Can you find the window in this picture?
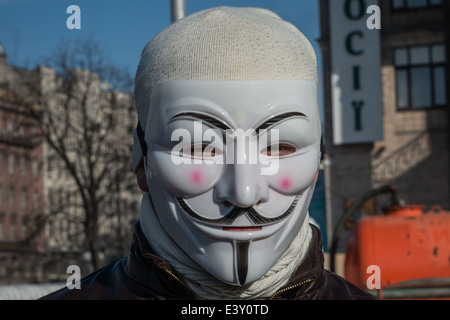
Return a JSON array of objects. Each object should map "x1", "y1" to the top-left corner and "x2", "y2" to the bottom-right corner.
[
  {"x1": 0, "y1": 215, "x2": 3, "y2": 241},
  {"x1": 394, "y1": 44, "x2": 446, "y2": 110},
  {"x1": 21, "y1": 188, "x2": 27, "y2": 209},
  {"x1": 21, "y1": 223, "x2": 27, "y2": 239},
  {"x1": 20, "y1": 156, "x2": 26, "y2": 176},
  {"x1": 8, "y1": 154, "x2": 14, "y2": 175},
  {"x1": 18, "y1": 125, "x2": 25, "y2": 137},
  {"x1": 6, "y1": 119, "x2": 13, "y2": 132},
  {"x1": 33, "y1": 190, "x2": 39, "y2": 211},
  {"x1": 392, "y1": 0, "x2": 442, "y2": 9},
  {"x1": 20, "y1": 215, "x2": 30, "y2": 239},
  {"x1": 9, "y1": 219, "x2": 15, "y2": 241},
  {"x1": 22, "y1": 215, "x2": 29, "y2": 239},
  {"x1": 32, "y1": 159, "x2": 38, "y2": 178},
  {"x1": 9, "y1": 186, "x2": 14, "y2": 208}
]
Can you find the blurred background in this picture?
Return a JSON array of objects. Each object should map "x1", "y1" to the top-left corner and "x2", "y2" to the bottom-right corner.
[{"x1": 0, "y1": 0, "x2": 448, "y2": 299}]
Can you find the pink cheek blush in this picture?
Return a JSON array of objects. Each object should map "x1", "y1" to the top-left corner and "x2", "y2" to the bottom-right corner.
[
  {"x1": 280, "y1": 177, "x2": 292, "y2": 191},
  {"x1": 190, "y1": 170, "x2": 203, "y2": 185}
]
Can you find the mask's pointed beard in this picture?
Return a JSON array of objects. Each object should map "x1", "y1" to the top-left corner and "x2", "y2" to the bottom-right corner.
[{"x1": 235, "y1": 240, "x2": 251, "y2": 286}]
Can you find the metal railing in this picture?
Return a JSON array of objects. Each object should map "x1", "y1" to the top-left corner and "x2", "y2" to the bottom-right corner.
[{"x1": 372, "y1": 131, "x2": 431, "y2": 183}]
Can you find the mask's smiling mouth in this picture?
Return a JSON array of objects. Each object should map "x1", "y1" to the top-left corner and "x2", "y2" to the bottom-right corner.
[
  {"x1": 176, "y1": 196, "x2": 299, "y2": 228},
  {"x1": 222, "y1": 226, "x2": 262, "y2": 232}
]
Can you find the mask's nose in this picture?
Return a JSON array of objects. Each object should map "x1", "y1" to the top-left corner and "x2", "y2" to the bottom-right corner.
[{"x1": 214, "y1": 162, "x2": 269, "y2": 208}]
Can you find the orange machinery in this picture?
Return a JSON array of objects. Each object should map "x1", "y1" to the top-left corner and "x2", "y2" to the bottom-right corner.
[{"x1": 330, "y1": 185, "x2": 450, "y2": 299}]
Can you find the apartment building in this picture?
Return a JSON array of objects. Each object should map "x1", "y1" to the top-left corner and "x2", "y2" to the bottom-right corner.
[
  {"x1": 0, "y1": 45, "x2": 140, "y2": 283},
  {"x1": 319, "y1": 0, "x2": 449, "y2": 251},
  {"x1": 0, "y1": 49, "x2": 45, "y2": 282}
]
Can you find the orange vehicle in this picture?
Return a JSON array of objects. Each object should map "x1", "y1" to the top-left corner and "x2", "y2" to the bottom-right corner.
[{"x1": 330, "y1": 185, "x2": 450, "y2": 299}]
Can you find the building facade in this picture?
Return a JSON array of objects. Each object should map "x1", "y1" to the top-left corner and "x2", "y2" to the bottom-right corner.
[
  {"x1": 0, "y1": 50, "x2": 46, "y2": 283},
  {"x1": 0, "y1": 45, "x2": 140, "y2": 284},
  {"x1": 320, "y1": 0, "x2": 449, "y2": 253}
]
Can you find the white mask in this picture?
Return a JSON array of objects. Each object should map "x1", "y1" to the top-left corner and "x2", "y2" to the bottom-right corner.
[{"x1": 138, "y1": 79, "x2": 321, "y2": 286}]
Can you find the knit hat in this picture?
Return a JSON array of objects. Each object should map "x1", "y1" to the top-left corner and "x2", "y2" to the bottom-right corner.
[{"x1": 132, "y1": 6, "x2": 318, "y2": 172}]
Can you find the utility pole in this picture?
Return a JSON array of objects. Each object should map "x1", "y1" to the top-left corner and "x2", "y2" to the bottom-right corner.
[
  {"x1": 171, "y1": 0, "x2": 186, "y2": 23},
  {"x1": 445, "y1": 0, "x2": 450, "y2": 207}
]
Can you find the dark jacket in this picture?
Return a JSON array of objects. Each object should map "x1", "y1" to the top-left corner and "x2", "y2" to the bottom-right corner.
[{"x1": 40, "y1": 222, "x2": 377, "y2": 300}]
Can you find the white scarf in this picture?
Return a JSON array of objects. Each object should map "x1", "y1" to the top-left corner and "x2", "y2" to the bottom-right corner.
[{"x1": 139, "y1": 193, "x2": 312, "y2": 300}]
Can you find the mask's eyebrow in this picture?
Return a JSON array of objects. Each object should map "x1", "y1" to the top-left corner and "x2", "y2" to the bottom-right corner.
[
  {"x1": 170, "y1": 112, "x2": 231, "y2": 131},
  {"x1": 256, "y1": 112, "x2": 307, "y2": 131}
]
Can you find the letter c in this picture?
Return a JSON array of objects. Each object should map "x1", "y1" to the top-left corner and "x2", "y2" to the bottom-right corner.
[{"x1": 345, "y1": 31, "x2": 364, "y2": 55}]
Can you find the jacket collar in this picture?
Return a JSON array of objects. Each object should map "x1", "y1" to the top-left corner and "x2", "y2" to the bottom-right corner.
[
  {"x1": 124, "y1": 220, "x2": 325, "y2": 300},
  {"x1": 124, "y1": 221, "x2": 193, "y2": 299}
]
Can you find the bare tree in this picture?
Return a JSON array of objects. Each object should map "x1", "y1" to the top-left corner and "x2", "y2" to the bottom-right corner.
[{"x1": 26, "y1": 36, "x2": 139, "y2": 271}]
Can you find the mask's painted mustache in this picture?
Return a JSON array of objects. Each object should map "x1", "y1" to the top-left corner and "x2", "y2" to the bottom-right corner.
[{"x1": 176, "y1": 196, "x2": 299, "y2": 226}]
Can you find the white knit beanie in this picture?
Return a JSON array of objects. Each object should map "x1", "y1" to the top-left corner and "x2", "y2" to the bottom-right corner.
[{"x1": 132, "y1": 6, "x2": 318, "y2": 171}]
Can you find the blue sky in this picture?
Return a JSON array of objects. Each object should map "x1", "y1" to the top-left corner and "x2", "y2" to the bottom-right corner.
[{"x1": 0, "y1": 0, "x2": 321, "y2": 79}]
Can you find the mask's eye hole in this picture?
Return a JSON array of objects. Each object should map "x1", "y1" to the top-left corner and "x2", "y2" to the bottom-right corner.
[
  {"x1": 261, "y1": 143, "x2": 297, "y2": 157},
  {"x1": 186, "y1": 144, "x2": 221, "y2": 158}
]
